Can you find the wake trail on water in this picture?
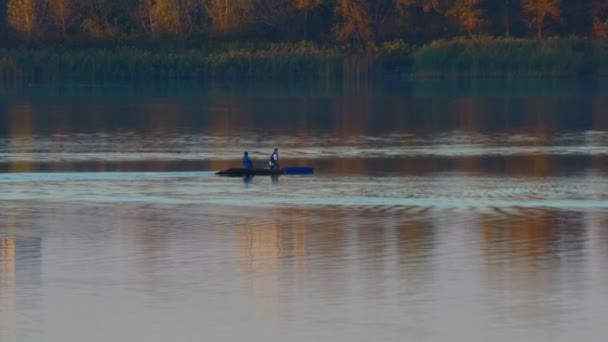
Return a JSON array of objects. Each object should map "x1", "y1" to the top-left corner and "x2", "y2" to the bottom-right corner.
[{"x1": 0, "y1": 171, "x2": 216, "y2": 183}]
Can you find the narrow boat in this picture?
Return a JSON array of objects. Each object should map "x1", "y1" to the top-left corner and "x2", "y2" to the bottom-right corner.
[{"x1": 215, "y1": 166, "x2": 314, "y2": 177}]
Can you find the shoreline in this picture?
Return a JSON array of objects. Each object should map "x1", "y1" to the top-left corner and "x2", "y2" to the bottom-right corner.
[{"x1": 1, "y1": 38, "x2": 607, "y2": 82}]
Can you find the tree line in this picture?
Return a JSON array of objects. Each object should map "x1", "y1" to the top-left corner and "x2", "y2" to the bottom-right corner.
[{"x1": 0, "y1": 0, "x2": 607, "y2": 47}]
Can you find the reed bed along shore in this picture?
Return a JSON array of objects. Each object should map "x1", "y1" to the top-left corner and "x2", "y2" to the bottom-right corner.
[
  {"x1": 413, "y1": 37, "x2": 608, "y2": 79},
  {"x1": 1, "y1": 38, "x2": 606, "y2": 83}
]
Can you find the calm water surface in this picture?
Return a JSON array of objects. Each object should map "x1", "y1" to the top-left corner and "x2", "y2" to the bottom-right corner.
[{"x1": 0, "y1": 81, "x2": 607, "y2": 342}]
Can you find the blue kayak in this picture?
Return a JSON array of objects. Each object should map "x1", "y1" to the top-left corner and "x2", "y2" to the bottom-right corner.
[{"x1": 215, "y1": 166, "x2": 314, "y2": 176}]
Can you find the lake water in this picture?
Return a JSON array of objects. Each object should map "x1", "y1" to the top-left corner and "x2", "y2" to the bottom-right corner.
[{"x1": 0, "y1": 81, "x2": 607, "y2": 342}]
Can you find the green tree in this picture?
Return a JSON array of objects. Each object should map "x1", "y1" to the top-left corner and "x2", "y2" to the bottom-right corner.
[
  {"x1": 7, "y1": 0, "x2": 44, "y2": 36},
  {"x1": 446, "y1": 0, "x2": 485, "y2": 38},
  {"x1": 521, "y1": 0, "x2": 561, "y2": 38}
]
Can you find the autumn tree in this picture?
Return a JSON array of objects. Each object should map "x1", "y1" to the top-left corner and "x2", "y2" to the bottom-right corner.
[
  {"x1": 78, "y1": 0, "x2": 136, "y2": 37},
  {"x1": 589, "y1": 0, "x2": 608, "y2": 37},
  {"x1": 414, "y1": 0, "x2": 455, "y2": 40},
  {"x1": 7, "y1": 0, "x2": 45, "y2": 36},
  {"x1": 521, "y1": 0, "x2": 561, "y2": 38},
  {"x1": 201, "y1": 0, "x2": 254, "y2": 37},
  {"x1": 421, "y1": 0, "x2": 451, "y2": 14},
  {"x1": 446, "y1": 0, "x2": 485, "y2": 38},
  {"x1": 332, "y1": 0, "x2": 372, "y2": 44},
  {"x1": 47, "y1": 0, "x2": 79, "y2": 35},
  {"x1": 150, "y1": 0, "x2": 200, "y2": 36}
]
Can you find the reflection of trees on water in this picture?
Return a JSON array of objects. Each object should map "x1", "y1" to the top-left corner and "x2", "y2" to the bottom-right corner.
[
  {"x1": 520, "y1": 98, "x2": 555, "y2": 177},
  {"x1": 479, "y1": 209, "x2": 588, "y2": 326},
  {"x1": 592, "y1": 97, "x2": 608, "y2": 131},
  {"x1": 139, "y1": 105, "x2": 177, "y2": 172},
  {"x1": 1, "y1": 83, "x2": 606, "y2": 175},
  {"x1": 47, "y1": 105, "x2": 69, "y2": 172},
  {"x1": 455, "y1": 97, "x2": 481, "y2": 173},
  {"x1": 238, "y1": 209, "x2": 283, "y2": 321},
  {"x1": 598, "y1": 213, "x2": 608, "y2": 262},
  {"x1": 198, "y1": 197, "x2": 604, "y2": 328},
  {"x1": 1, "y1": 237, "x2": 16, "y2": 342},
  {"x1": 328, "y1": 84, "x2": 371, "y2": 174},
  {"x1": 395, "y1": 210, "x2": 436, "y2": 330},
  {"x1": 120, "y1": 205, "x2": 172, "y2": 292},
  {"x1": 206, "y1": 95, "x2": 253, "y2": 171},
  {"x1": 8, "y1": 104, "x2": 34, "y2": 172},
  {"x1": 0, "y1": 206, "x2": 42, "y2": 342},
  {"x1": 236, "y1": 206, "x2": 438, "y2": 324},
  {"x1": 591, "y1": 97, "x2": 608, "y2": 173}
]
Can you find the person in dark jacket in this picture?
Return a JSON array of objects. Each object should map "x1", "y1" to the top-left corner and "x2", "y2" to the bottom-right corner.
[{"x1": 242, "y1": 151, "x2": 254, "y2": 169}]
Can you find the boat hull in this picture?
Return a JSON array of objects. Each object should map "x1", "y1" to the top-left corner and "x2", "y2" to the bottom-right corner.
[{"x1": 215, "y1": 167, "x2": 313, "y2": 177}]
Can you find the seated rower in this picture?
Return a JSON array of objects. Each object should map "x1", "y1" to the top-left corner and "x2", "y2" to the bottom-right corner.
[
  {"x1": 242, "y1": 151, "x2": 254, "y2": 169},
  {"x1": 269, "y1": 148, "x2": 279, "y2": 169}
]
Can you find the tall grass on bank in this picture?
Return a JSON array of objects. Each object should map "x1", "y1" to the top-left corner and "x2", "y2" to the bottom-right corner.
[
  {"x1": 0, "y1": 38, "x2": 607, "y2": 82},
  {"x1": 0, "y1": 41, "x2": 413, "y2": 83},
  {"x1": 0, "y1": 42, "x2": 400, "y2": 83},
  {"x1": 413, "y1": 37, "x2": 608, "y2": 78}
]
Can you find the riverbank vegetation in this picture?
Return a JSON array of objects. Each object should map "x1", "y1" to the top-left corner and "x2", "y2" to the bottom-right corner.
[{"x1": 1, "y1": 0, "x2": 607, "y2": 80}]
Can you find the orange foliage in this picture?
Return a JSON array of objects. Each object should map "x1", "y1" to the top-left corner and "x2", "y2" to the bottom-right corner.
[{"x1": 332, "y1": 0, "x2": 372, "y2": 44}]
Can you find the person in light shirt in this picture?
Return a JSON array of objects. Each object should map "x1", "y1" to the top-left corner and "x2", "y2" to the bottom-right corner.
[{"x1": 269, "y1": 148, "x2": 279, "y2": 169}]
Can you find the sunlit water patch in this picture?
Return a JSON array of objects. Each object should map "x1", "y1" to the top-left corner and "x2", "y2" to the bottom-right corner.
[
  {"x1": 0, "y1": 131, "x2": 607, "y2": 164},
  {"x1": 0, "y1": 172, "x2": 606, "y2": 210},
  {"x1": 2, "y1": 81, "x2": 608, "y2": 342}
]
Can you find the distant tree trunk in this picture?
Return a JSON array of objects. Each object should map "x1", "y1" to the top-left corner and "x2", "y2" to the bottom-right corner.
[
  {"x1": 295, "y1": 0, "x2": 324, "y2": 40},
  {"x1": 138, "y1": 0, "x2": 154, "y2": 34},
  {"x1": 201, "y1": 0, "x2": 253, "y2": 37},
  {"x1": 304, "y1": 6, "x2": 309, "y2": 39},
  {"x1": 504, "y1": 0, "x2": 511, "y2": 37},
  {"x1": 369, "y1": 0, "x2": 399, "y2": 40},
  {"x1": 48, "y1": 0, "x2": 77, "y2": 35}
]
